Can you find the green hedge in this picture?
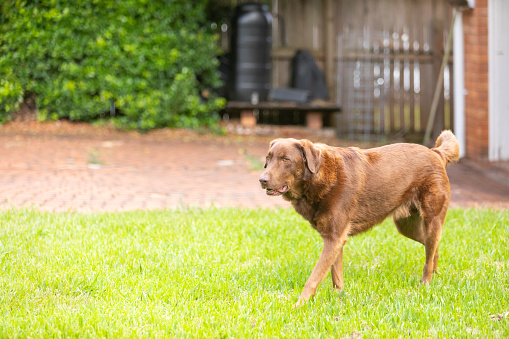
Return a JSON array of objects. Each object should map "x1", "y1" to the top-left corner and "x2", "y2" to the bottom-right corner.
[{"x1": 0, "y1": 0, "x2": 225, "y2": 129}]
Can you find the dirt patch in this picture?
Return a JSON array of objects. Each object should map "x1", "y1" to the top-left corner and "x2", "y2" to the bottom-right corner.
[{"x1": 1, "y1": 121, "x2": 508, "y2": 212}]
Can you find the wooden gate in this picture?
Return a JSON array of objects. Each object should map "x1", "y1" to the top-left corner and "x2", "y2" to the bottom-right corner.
[
  {"x1": 336, "y1": 0, "x2": 454, "y2": 140},
  {"x1": 208, "y1": 0, "x2": 455, "y2": 139}
]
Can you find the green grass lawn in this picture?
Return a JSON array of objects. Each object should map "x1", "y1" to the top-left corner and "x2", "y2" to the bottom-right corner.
[{"x1": 0, "y1": 208, "x2": 508, "y2": 338}]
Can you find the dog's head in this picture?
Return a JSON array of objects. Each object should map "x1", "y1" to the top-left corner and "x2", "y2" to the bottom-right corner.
[{"x1": 259, "y1": 138, "x2": 322, "y2": 196}]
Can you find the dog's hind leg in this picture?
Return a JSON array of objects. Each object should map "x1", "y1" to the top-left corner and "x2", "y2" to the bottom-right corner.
[
  {"x1": 393, "y1": 206, "x2": 425, "y2": 245},
  {"x1": 393, "y1": 206, "x2": 440, "y2": 278},
  {"x1": 418, "y1": 189, "x2": 449, "y2": 284},
  {"x1": 420, "y1": 215, "x2": 444, "y2": 284}
]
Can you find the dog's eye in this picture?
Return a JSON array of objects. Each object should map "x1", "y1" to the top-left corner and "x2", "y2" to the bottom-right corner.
[
  {"x1": 266, "y1": 156, "x2": 270, "y2": 162},
  {"x1": 282, "y1": 158, "x2": 290, "y2": 163}
]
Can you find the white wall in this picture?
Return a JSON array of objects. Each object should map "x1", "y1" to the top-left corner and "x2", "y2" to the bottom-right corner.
[
  {"x1": 453, "y1": 10, "x2": 465, "y2": 158},
  {"x1": 489, "y1": 0, "x2": 509, "y2": 161}
]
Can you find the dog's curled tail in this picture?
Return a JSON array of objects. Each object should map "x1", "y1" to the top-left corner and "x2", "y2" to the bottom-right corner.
[{"x1": 432, "y1": 130, "x2": 460, "y2": 167}]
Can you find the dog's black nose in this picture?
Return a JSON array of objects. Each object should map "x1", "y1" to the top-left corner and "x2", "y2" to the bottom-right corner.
[{"x1": 259, "y1": 175, "x2": 269, "y2": 186}]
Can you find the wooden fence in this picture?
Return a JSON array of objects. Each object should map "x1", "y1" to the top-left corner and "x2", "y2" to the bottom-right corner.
[
  {"x1": 209, "y1": 0, "x2": 454, "y2": 140},
  {"x1": 334, "y1": 0, "x2": 454, "y2": 140}
]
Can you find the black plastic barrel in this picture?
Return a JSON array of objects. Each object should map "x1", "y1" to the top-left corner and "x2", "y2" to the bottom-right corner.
[{"x1": 229, "y1": 3, "x2": 272, "y2": 102}]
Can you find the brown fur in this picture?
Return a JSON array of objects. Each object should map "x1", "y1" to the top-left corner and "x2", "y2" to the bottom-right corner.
[{"x1": 259, "y1": 130, "x2": 460, "y2": 308}]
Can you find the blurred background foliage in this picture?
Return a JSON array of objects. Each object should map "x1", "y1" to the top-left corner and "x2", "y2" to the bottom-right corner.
[{"x1": 0, "y1": 0, "x2": 226, "y2": 129}]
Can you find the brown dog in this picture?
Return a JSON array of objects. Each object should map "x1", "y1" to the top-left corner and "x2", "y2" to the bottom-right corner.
[{"x1": 259, "y1": 130, "x2": 459, "y2": 308}]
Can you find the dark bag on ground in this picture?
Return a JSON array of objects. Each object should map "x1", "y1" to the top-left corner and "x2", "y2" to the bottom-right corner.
[{"x1": 291, "y1": 50, "x2": 329, "y2": 101}]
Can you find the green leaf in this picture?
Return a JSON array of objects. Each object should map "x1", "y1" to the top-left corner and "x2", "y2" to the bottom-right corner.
[{"x1": 0, "y1": 0, "x2": 225, "y2": 128}]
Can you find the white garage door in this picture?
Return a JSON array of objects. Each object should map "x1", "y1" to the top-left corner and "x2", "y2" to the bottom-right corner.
[{"x1": 489, "y1": 0, "x2": 509, "y2": 161}]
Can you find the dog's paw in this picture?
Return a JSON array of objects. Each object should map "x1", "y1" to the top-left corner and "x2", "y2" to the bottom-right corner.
[
  {"x1": 293, "y1": 294, "x2": 312, "y2": 309},
  {"x1": 292, "y1": 299, "x2": 306, "y2": 310}
]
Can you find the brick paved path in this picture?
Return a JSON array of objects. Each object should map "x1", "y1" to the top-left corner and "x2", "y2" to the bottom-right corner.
[{"x1": 1, "y1": 122, "x2": 509, "y2": 212}]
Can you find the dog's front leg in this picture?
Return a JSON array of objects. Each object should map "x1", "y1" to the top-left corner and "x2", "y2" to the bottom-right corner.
[
  {"x1": 294, "y1": 237, "x2": 343, "y2": 308},
  {"x1": 331, "y1": 245, "x2": 344, "y2": 291}
]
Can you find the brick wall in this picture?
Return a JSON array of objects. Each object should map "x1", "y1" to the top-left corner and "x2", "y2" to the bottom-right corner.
[{"x1": 462, "y1": 0, "x2": 489, "y2": 160}]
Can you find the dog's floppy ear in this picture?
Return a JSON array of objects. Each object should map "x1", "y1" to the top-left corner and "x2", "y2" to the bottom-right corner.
[{"x1": 300, "y1": 139, "x2": 322, "y2": 174}]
